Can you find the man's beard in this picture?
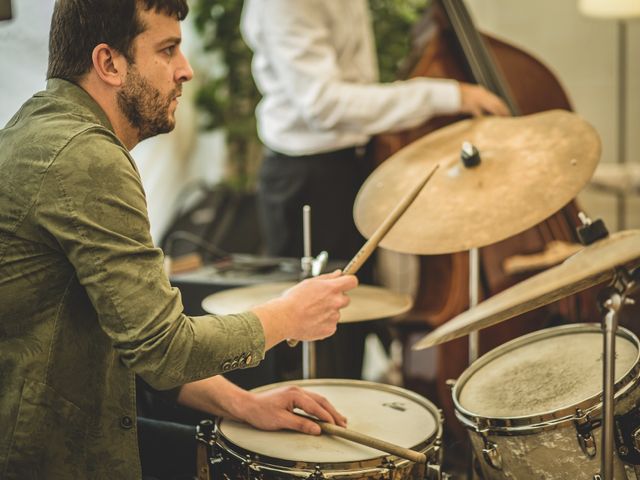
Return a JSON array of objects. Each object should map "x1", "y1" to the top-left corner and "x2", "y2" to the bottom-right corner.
[{"x1": 117, "y1": 66, "x2": 179, "y2": 142}]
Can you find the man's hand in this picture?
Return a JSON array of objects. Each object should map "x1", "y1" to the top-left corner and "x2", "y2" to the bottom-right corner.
[
  {"x1": 242, "y1": 385, "x2": 347, "y2": 435},
  {"x1": 253, "y1": 270, "x2": 358, "y2": 349},
  {"x1": 177, "y1": 376, "x2": 347, "y2": 436},
  {"x1": 459, "y1": 83, "x2": 510, "y2": 117}
]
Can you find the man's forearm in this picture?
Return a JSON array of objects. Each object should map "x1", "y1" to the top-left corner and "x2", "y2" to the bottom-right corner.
[{"x1": 175, "y1": 375, "x2": 252, "y2": 420}]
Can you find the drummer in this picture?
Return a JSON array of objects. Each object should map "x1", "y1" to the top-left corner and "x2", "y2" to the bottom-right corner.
[{"x1": 0, "y1": 2, "x2": 352, "y2": 479}]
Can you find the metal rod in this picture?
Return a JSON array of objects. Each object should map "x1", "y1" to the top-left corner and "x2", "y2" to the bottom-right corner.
[
  {"x1": 468, "y1": 247, "x2": 480, "y2": 363},
  {"x1": 301, "y1": 205, "x2": 313, "y2": 277},
  {"x1": 302, "y1": 340, "x2": 316, "y2": 380},
  {"x1": 601, "y1": 292, "x2": 621, "y2": 480}
]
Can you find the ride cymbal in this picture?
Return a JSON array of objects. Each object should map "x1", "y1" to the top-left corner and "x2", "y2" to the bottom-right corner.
[
  {"x1": 413, "y1": 230, "x2": 640, "y2": 350},
  {"x1": 202, "y1": 282, "x2": 413, "y2": 323},
  {"x1": 354, "y1": 110, "x2": 600, "y2": 254}
]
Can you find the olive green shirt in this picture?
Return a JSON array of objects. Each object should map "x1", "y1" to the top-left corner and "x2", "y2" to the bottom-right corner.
[{"x1": 0, "y1": 79, "x2": 266, "y2": 479}]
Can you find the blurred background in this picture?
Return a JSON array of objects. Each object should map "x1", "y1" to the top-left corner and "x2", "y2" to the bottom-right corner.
[{"x1": 1, "y1": 0, "x2": 637, "y2": 246}]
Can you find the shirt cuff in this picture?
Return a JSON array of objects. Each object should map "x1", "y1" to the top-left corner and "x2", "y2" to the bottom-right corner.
[{"x1": 414, "y1": 77, "x2": 461, "y2": 115}]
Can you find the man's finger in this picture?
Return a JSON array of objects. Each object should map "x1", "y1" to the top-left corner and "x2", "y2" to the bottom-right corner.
[
  {"x1": 293, "y1": 391, "x2": 340, "y2": 426},
  {"x1": 305, "y1": 391, "x2": 348, "y2": 427},
  {"x1": 285, "y1": 411, "x2": 321, "y2": 435}
]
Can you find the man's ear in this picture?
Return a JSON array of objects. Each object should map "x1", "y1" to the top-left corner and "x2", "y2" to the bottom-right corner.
[{"x1": 91, "y1": 43, "x2": 127, "y2": 87}]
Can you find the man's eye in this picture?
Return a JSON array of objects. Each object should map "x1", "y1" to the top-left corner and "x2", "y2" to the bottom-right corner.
[{"x1": 163, "y1": 46, "x2": 175, "y2": 56}]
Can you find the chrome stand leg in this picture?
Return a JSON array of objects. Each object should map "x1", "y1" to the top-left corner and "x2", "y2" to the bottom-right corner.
[
  {"x1": 597, "y1": 266, "x2": 639, "y2": 479},
  {"x1": 601, "y1": 294, "x2": 621, "y2": 480}
]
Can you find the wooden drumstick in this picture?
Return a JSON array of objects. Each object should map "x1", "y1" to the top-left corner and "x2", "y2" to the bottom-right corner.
[
  {"x1": 296, "y1": 413, "x2": 427, "y2": 464},
  {"x1": 287, "y1": 164, "x2": 439, "y2": 348},
  {"x1": 342, "y1": 163, "x2": 439, "y2": 276}
]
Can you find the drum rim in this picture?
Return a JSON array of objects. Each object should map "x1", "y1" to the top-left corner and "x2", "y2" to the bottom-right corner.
[
  {"x1": 215, "y1": 379, "x2": 443, "y2": 471},
  {"x1": 452, "y1": 323, "x2": 640, "y2": 434}
]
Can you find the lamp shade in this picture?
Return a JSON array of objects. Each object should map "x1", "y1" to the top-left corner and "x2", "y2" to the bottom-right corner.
[{"x1": 579, "y1": 0, "x2": 640, "y2": 18}]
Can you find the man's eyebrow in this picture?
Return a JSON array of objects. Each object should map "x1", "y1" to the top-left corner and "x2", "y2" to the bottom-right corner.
[{"x1": 158, "y1": 36, "x2": 182, "y2": 46}]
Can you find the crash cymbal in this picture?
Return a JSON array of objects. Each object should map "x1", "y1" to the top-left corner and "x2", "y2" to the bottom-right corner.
[
  {"x1": 354, "y1": 110, "x2": 600, "y2": 254},
  {"x1": 202, "y1": 282, "x2": 413, "y2": 324},
  {"x1": 413, "y1": 230, "x2": 640, "y2": 350}
]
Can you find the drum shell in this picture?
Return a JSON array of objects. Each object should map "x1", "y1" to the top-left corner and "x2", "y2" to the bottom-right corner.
[
  {"x1": 452, "y1": 324, "x2": 640, "y2": 479},
  {"x1": 211, "y1": 379, "x2": 444, "y2": 479}
]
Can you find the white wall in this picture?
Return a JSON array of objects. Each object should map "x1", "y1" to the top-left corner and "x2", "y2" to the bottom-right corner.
[{"x1": 466, "y1": 0, "x2": 640, "y2": 231}]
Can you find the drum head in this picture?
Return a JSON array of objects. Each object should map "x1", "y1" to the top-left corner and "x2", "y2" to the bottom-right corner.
[
  {"x1": 456, "y1": 324, "x2": 639, "y2": 419},
  {"x1": 217, "y1": 379, "x2": 439, "y2": 463}
]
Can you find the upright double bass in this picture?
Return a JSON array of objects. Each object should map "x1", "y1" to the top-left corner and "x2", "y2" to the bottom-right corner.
[{"x1": 370, "y1": 0, "x2": 598, "y2": 438}]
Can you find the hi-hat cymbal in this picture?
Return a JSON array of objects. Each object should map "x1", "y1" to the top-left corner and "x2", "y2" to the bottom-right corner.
[
  {"x1": 354, "y1": 110, "x2": 600, "y2": 254},
  {"x1": 413, "y1": 230, "x2": 640, "y2": 350},
  {"x1": 202, "y1": 282, "x2": 413, "y2": 323}
]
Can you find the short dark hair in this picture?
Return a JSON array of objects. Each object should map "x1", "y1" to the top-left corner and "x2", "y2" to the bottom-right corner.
[{"x1": 47, "y1": 0, "x2": 189, "y2": 82}]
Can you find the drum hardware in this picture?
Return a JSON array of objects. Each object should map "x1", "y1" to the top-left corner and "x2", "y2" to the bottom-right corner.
[
  {"x1": 597, "y1": 263, "x2": 639, "y2": 480},
  {"x1": 311, "y1": 251, "x2": 328, "y2": 278},
  {"x1": 196, "y1": 419, "x2": 218, "y2": 480},
  {"x1": 301, "y1": 204, "x2": 313, "y2": 278},
  {"x1": 308, "y1": 465, "x2": 325, "y2": 479},
  {"x1": 577, "y1": 211, "x2": 610, "y2": 245},
  {"x1": 575, "y1": 409, "x2": 599, "y2": 458},
  {"x1": 289, "y1": 204, "x2": 319, "y2": 378},
  {"x1": 614, "y1": 406, "x2": 640, "y2": 464},
  {"x1": 616, "y1": 378, "x2": 640, "y2": 467},
  {"x1": 480, "y1": 438, "x2": 502, "y2": 471}
]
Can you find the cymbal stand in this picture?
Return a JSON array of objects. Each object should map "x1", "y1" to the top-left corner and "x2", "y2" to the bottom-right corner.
[
  {"x1": 463, "y1": 143, "x2": 482, "y2": 480},
  {"x1": 597, "y1": 265, "x2": 638, "y2": 480},
  {"x1": 300, "y1": 205, "x2": 317, "y2": 380},
  {"x1": 460, "y1": 142, "x2": 483, "y2": 364},
  {"x1": 468, "y1": 247, "x2": 481, "y2": 363},
  {"x1": 301, "y1": 205, "x2": 313, "y2": 278}
]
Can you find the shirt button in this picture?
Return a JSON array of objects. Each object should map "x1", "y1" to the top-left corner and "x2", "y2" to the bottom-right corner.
[{"x1": 120, "y1": 416, "x2": 133, "y2": 429}]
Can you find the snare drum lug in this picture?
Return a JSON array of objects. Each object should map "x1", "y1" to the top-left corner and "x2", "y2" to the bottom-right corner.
[
  {"x1": 481, "y1": 440, "x2": 503, "y2": 471},
  {"x1": 306, "y1": 465, "x2": 325, "y2": 479},
  {"x1": 633, "y1": 427, "x2": 640, "y2": 452},
  {"x1": 381, "y1": 457, "x2": 397, "y2": 472},
  {"x1": 576, "y1": 429, "x2": 597, "y2": 459},
  {"x1": 574, "y1": 410, "x2": 597, "y2": 459}
]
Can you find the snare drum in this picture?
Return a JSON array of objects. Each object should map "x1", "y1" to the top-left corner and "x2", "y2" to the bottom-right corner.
[
  {"x1": 453, "y1": 323, "x2": 640, "y2": 479},
  {"x1": 209, "y1": 379, "x2": 443, "y2": 479}
]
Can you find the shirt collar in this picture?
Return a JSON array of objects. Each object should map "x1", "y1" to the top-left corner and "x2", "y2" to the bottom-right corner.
[{"x1": 45, "y1": 78, "x2": 116, "y2": 134}]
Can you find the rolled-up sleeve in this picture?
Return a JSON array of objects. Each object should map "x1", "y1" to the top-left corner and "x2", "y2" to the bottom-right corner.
[{"x1": 35, "y1": 129, "x2": 265, "y2": 390}]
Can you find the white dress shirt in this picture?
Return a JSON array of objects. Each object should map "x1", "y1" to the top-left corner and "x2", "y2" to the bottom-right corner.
[{"x1": 241, "y1": 0, "x2": 461, "y2": 156}]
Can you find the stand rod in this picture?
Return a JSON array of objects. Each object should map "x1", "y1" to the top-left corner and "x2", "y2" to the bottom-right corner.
[
  {"x1": 302, "y1": 340, "x2": 316, "y2": 380},
  {"x1": 597, "y1": 265, "x2": 639, "y2": 479},
  {"x1": 468, "y1": 247, "x2": 480, "y2": 363},
  {"x1": 601, "y1": 294, "x2": 621, "y2": 480}
]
